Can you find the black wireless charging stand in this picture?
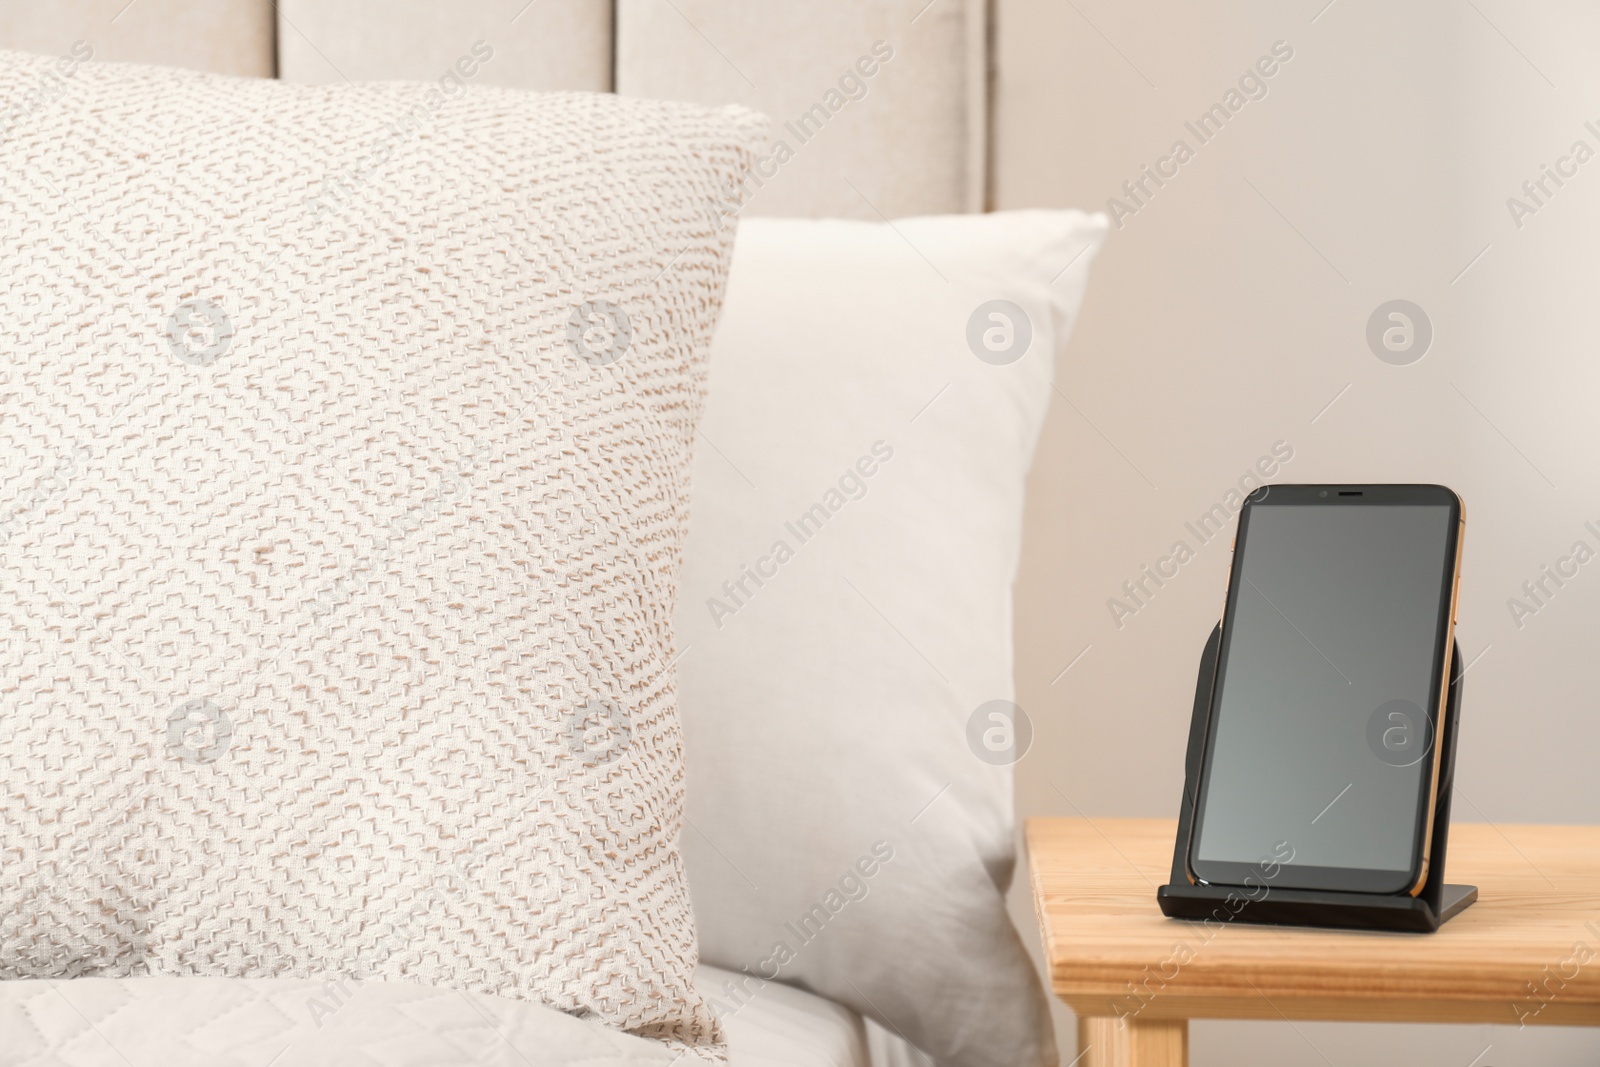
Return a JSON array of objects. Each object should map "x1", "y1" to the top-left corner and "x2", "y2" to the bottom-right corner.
[{"x1": 1156, "y1": 624, "x2": 1476, "y2": 933}]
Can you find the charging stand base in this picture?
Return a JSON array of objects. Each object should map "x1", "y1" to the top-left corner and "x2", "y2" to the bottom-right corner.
[{"x1": 1155, "y1": 625, "x2": 1475, "y2": 934}]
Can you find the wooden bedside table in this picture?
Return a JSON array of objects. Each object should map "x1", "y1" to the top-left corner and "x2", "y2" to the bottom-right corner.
[{"x1": 1027, "y1": 817, "x2": 1600, "y2": 1067}]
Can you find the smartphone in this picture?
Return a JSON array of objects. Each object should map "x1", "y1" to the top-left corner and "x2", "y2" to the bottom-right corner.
[{"x1": 1187, "y1": 484, "x2": 1464, "y2": 896}]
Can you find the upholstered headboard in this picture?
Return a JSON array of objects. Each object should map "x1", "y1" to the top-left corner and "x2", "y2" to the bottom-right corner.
[{"x1": 1, "y1": 0, "x2": 987, "y2": 217}]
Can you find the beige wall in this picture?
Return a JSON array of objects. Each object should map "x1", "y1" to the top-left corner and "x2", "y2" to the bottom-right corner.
[{"x1": 998, "y1": 1, "x2": 1600, "y2": 1064}]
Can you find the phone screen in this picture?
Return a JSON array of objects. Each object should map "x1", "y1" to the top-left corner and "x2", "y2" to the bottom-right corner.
[{"x1": 1189, "y1": 487, "x2": 1460, "y2": 894}]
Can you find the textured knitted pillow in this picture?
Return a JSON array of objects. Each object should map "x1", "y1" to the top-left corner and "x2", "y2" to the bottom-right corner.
[{"x1": 0, "y1": 49, "x2": 759, "y2": 1055}]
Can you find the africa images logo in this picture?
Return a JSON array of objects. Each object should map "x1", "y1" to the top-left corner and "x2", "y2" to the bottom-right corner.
[{"x1": 1366, "y1": 300, "x2": 1432, "y2": 366}]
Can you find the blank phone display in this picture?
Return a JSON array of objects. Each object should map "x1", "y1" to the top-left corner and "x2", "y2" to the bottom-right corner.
[{"x1": 1192, "y1": 501, "x2": 1455, "y2": 888}]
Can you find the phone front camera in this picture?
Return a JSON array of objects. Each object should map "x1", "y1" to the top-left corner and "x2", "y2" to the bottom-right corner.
[{"x1": 1319, "y1": 490, "x2": 1328, "y2": 497}]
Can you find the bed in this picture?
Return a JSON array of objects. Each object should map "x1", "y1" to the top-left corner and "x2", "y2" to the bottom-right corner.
[
  {"x1": 0, "y1": 6, "x2": 1091, "y2": 1067},
  {"x1": 0, "y1": 966, "x2": 878, "y2": 1067}
]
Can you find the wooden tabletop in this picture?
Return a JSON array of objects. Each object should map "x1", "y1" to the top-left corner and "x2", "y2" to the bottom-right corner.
[{"x1": 1027, "y1": 817, "x2": 1600, "y2": 1028}]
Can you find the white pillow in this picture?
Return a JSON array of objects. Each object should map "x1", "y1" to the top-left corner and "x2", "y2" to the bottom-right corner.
[
  {"x1": 676, "y1": 212, "x2": 1107, "y2": 1067},
  {"x1": 0, "y1": 48, "x2": 759, "y2": 1056}
]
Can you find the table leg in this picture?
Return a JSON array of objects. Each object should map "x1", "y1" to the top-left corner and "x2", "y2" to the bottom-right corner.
[{"x1": 1077, "y1": 1016, "x2": 1188, "y2": 1067}]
